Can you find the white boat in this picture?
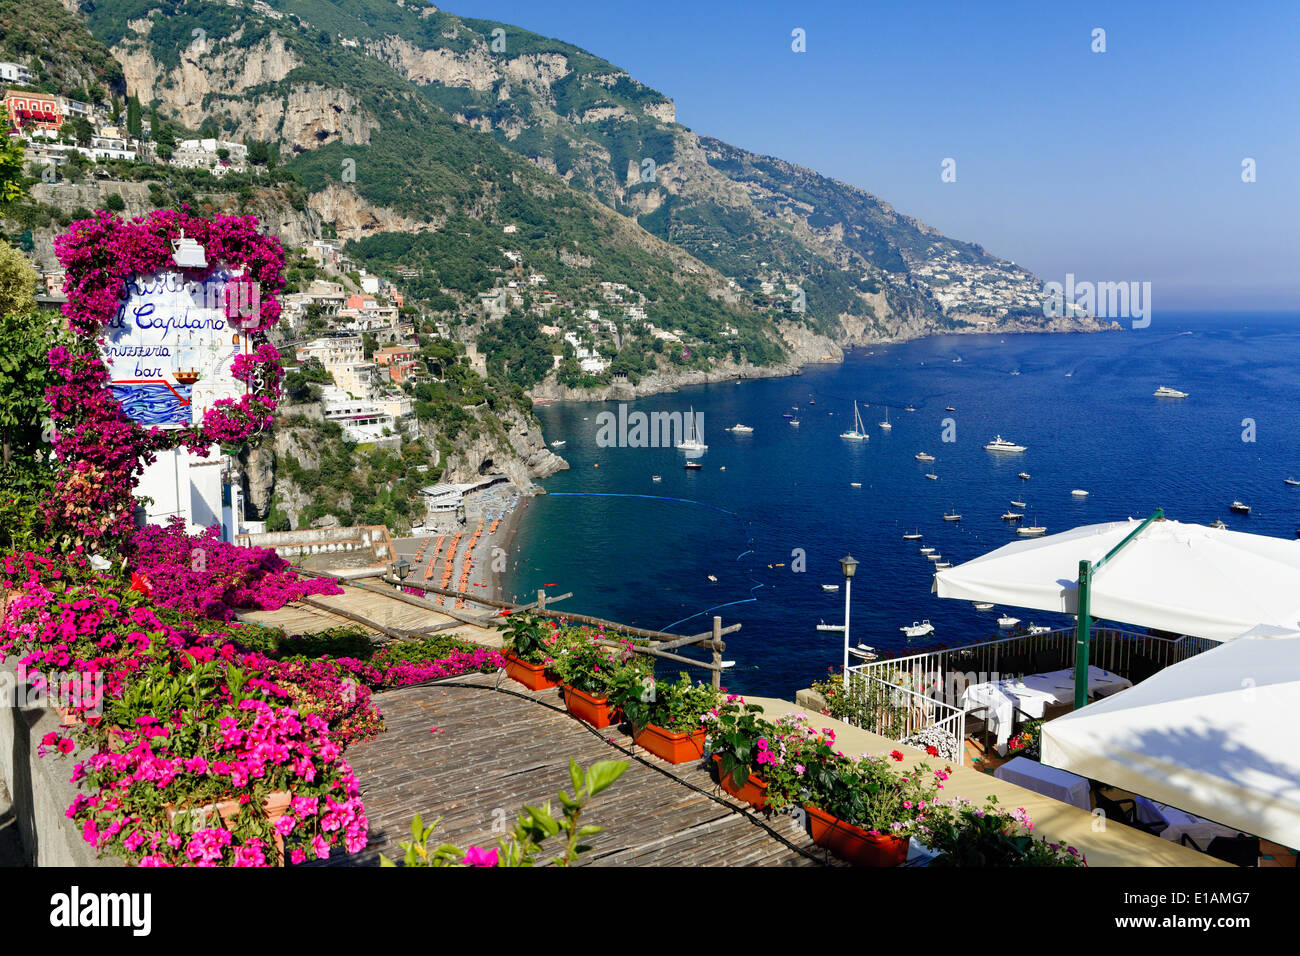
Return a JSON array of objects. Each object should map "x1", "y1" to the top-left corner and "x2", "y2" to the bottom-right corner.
[
  {"x1": 651, "y1": 475, "x2": 662, "y2": 482},
  {"x1": 945, "y1": 406, "x2": 956, "y2": 412},
  {"x1": 927, "y1": 553, "x2": 943, "y2": 562},
  {"x1": 1286, "y1": 478, "x2": 1300, "y2": 487},
  {"x1": 943, "y1": 510, "x2": 962, "y2": 521},
  {"x1": 840, "y1": 401, "x2": 868, "y2": 441},
  {"x1": 902, "y1": 530, "x2": 922, "y2": 540},
  {"x1": 707, "y1": 575, "x2": 717, "y2": 582},
  {"x1": 1010, "y1": 499, "x2": 1027, "y2": 508},
  {"x1": 997, "y1": 614, "x2": 1020, "y2": 629},
  {"x1": 1002, "y1": 511, "x2": 1023, "y2": 521},
  {"x1": 821, "y1": 584, "x2": 840, "y2": 592},
  {"x1": 1230, "y1": 501, "x2": 1250, "y2": 514},
  {"x1": 925, "y1": 473, "x2": 938, "y2": 480},
  {"x1": 1027, "y1": 623, "x2": 1051, "y2": 635},
  {"x1": 1210, "y1": 519, "x2": 1227, "y2": 529},
  {"x1": 906, "y1": 405, "x2": 916, "y2": 412},
  {"x1": 915, "y1": 452, "x2": 935, "y2": 462},
  {"x1": 934, "y1": 562, "x2": 951, "y2": 569},
  {"x1": 1017, "y1": 523, "x2": 1047, "y2": 536},
  {"x1": 848, "y1": 643, "x2": 878, "y2": 661},
  {"x1": 789, "y1": 418, "x2": 800, "y2": 427},
  {"x1": 677, "y1": 406, "x2": 707, "y2": 453},
  {"x1": 878, "y1": 406, "x2": 892, "y2": 431},
  {"x1": 919, "y1": 546, "x2": 935, "y2": 554},
  {"x1": 973, "y1": 602, "x2": 994, "y2": 611},
  {"x1": 550, "y1": 439, "x2": 566, "y2": 448},
  {"x1": 850, "y1": 481, "x2": 862, "y2": 487},
  {"x1": 1018, "y1": 472, "x2": 1031, "y2": 481},
  {"x1": 1154, "y1": 386, "x2": 1188, "y2": 398},
  {"x1": 684, "y1": 461, "x2": 702, "y2": 470},
  {"x1": 900, "y1": 620, "x2": 934, "y2": 637},
  {"x1": 727, "y1": 423, "x2": 754, "y2": 434},
  {"x1": 984, "y1": 435, "x2": 1027, "y2": 453},
  {"x1": 1071, "y1": 489, "x2": 1089, "y2": 497}
]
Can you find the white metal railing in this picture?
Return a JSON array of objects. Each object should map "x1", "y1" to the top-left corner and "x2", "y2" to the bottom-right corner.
[{"x1": 840, "y1": 668, "x2": 967, "y2": 765}]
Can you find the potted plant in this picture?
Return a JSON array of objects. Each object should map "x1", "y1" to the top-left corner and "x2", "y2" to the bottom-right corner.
[
  {"x1": 923, "y1": 797, "x2": 1087, "y2": 866},
  {"x1": 617, "y1": 672, "x2": 720, "y2": 764},
  {"x1": 549, "y1": 635, "x2": 651, "y2": 729},
  {"x1": 495, "y1": 611, "x2": 562, "y2": 690},
  {"x1": 706, "y1": 697, "x2": 778, "y2": 808},
  {"x1": 1006, "y1": 720, "x2": 1042, "y2": 760}
]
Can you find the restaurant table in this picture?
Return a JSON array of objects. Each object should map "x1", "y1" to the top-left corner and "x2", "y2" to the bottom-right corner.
[
  {"x1": 993, "y1": 756, "x2": 1092, "y2": 811},
  {"x1": 1134, "y1": 797, "x2": 1247, "y2": 847},
  {"x1": 961, "y1": 666, "x2": 1133, "y2": 754}
]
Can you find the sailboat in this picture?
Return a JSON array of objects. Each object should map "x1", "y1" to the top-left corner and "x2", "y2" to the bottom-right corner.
[
  {"x1": 839, "y1": 401, "x2": 868, "y2": 441},
  {"x1": 677, "y1": 406, "x2": 707, "y2": 453},
  {"x1": 878, "y1": 406, "x2": 891, "y2": 431}
]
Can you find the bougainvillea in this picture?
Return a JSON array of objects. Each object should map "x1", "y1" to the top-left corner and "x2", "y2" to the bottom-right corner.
[{"x1": 47, "y1": 209, "x2": 286, "y2": 543}]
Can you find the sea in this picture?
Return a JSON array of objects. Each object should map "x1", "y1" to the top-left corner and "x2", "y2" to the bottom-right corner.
[{"x1": 503, "y1": 312, "x2": 1300, "y2": 697}]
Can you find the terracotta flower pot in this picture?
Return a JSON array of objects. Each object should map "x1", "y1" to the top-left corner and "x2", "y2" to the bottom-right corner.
[
  {"x1": 633, "y1": 722, "x2": 706, "y2": 764},
  {"x1": 712, "y1": 753, "x2": 768, "y2": 809},
  {"x1": 165, "y1": 790, "x2": 293, "y2": 865},
  {"x1": 561, "y1": 684, "x2": 620, "y2": 728},
  {"x1": 503, "y1": 652, "x2": 560, "y2": 690},
  {"x1": 804, "y1": 805, "x2": 909, "y2": 867},
  {"x1": 54, "y1": 705, "x2": 81, "y2": 727}
]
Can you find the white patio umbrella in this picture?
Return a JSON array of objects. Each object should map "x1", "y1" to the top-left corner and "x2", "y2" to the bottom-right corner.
[
  {"x1": 932, "y1": 517, "x2": 1300, "y2": 644},
  {"x1": 1041, "y1": 625, "x2": 1300, "y2": 849}
]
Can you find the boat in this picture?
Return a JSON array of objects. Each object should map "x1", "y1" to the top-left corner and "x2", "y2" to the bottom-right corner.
[
  {"x1": 1027, "y1": 623, "x2": 1051, "y2": 635},
  {"x1": 1002, "y1": 511, "x2": 1023, "y2": 521},
  {"x1": 1230, "y1": 501, "x2": 1250, "y2": 514},
  {"x1": 902, "y1": 530, "x2": 922, "y2": 540},
  {"x1": 1010, "y1": 499, "x2": 1027, "y2": 508},
  {"x1": 919, "y1": 546, "x2": 935, "y2": 554},
  {"x1": 943, "y1": 510, "x2": 962, "y2": 521},
  {"x1": 915, "y1": 452, "x2": 935, "y2": 462},
  {"x1": 925, "y1": 473, "x2": 938, "y2": 480},
  {"x1": 848, "y1": 643, "x2": 878, "y2": 661},
  {"x1": 789, "y1": 418, "x2": 800, "y2": 427},
  {"x1": 1210, "y1": 519, "x2": 1227, "y2": 529},
  {"x1": 677, "y1": 406, "x2": 707, "y2": 453},
  {"x1": 840, "y1": 401, "x2": 868, "y2": 441},
  {"x1": 1018, "y1": 472, "x2": 1031, "y2": 480},
  {"x1": 973, "y1": 602, "x2": 994, "y2": 611},
  {"x1": 900, "y1": 620, "x2": 934, "y2": 637},
  {"x1": 906, "y1": 405, "x2": 916, "y2": 412},
  {"x1": 1154, "y1": 386, "x2": 1188, "y2": 398},
  {"x1": 684, "y1": 461, "x2": 702, "y2": 470},
  {"x1": 1286, "y1": 478, "x2": 1300, "y2": 487},
  {"x1": 782, "y1": 412, "x2": 794, "y2": 418},
  {"x1": 1009, "y1": 370, "x2": 1020, "y2": 376},
  {"x1": 850, "y1": 481, "x2": 862, "y2": 488},
  {"x1": 927, "y1": 553, "x2": 943, "y2": 562},
  {"x1": 550, "y1": 439, "x2": 566, "y2": 448},
  {"x1": 934, "y1": 562, "x2": 951, "y2": 569},
  {"x1": 1017, "y1": 523, "x2": 1047, "y2": 536},
  {"x1": 707, "y1": 575, "x2": 717, "y2": 582},
  {"x1": 984, "y1": 435, "x2": 1027, "y2": 453},
  {"x1": 652, "y1": 475, "x2": 662, "y2": 482},
  {"x1": 878, "y1": 406, "x2": 892, "y2": 431},
  {"x1": 997, "y1": 615, "x2": 1020, "y2": 629},
  {"x1": 945, "y1": 406, "x2": 956, "y2": 412},
  {"x1": 821, "y1": 584, "x2": 840, "y2": 592},
  {"x1": 727, "y1": 423, "x2": 754, "y2": 434},
  {"x1": 1071, "y1": 489, "x2": 1089, "y2": 497}
]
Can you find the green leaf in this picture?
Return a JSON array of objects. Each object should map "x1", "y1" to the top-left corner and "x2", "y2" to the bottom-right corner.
[
  {"x1": 568, "y1": 758, "x2": 583, "y2": 795},
  {"x1": 586, "y1": 759, "x2": 629, "y2": 796}
]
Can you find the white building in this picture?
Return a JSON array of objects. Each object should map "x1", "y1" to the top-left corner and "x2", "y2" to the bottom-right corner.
[
  {"x1": 296, "y1": 336, "x2": 363, "y2": 367},
  {"x1": 0, "y1": 63, "x2": 33, "y2": 85}
]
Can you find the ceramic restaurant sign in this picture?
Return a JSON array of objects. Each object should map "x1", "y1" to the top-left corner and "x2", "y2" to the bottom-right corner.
[{"x1": 101, "y1": 269, "x2": 250, "y2": 428}]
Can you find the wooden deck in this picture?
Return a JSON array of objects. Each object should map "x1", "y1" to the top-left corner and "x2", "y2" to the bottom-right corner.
[{"x1": 324, "y1": 672, "x2": 832, "y2": 867}]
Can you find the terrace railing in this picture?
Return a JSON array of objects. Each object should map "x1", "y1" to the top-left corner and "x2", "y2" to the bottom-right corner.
[{"x1": 838, "y1": 667, "x2": 968, "y2": 765}]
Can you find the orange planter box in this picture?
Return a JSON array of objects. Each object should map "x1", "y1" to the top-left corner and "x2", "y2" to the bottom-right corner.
[
  {"x1": 712, "y1": 753, "x2": 768, "y2": 809},
  {"x1": 503, "y1": 652, "x2": 560, "y2": 690},
  {"x1": 805, "y1": 805, "x2": 909, "y2": 867},
  {"x1": 633, "y1": 723, "x2": 706, "y2": 764},
  {"x1": 561, "y1": 684, "x2": 620, "y2": 728}
]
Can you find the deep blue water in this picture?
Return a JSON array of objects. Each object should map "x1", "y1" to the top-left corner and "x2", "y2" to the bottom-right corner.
[{"x1": 505, "y1": 313, "x2": 1300, "y2": 696}]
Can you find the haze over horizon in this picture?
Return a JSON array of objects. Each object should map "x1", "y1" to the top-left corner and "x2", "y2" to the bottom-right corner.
[{"x1": 448, "y1": 0, "x2": 1300, "y2": 313}]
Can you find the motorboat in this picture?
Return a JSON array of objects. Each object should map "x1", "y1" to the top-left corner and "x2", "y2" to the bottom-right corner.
[
  {"x1": 1017, "y1": 523, "x2": 1047, "y2": 536},
  {"x1": 903, "y1": 530, "x2": 923, "y2": 540},
  {"x1": 821, "y1": 583, "x2": 840, "y2": 592},
  {"x1": 943, "y1": 510, "x2": 962, "y2": 521},
  {"x1": 997, "y1": 614, "x2": 1020, "y2": 629},
  {"x1": 934, "y1": 562, "x2": 951, "y2": 569},
  {"x1": 1286, "y1": 478, "x2": 1300, "y2": 487},
  {"x1": 915, "y1": 452, "x2": 935, "y2": 462},
  {"x1": 984, "y1": 435, "x2": 1027, "y2": 453},
  {"x1": 840, "y1": 401, "x2": 868, "y2": 441},
  {"x1": 1154, "y1": 386, "x2": 1188, "y2": 398},
  {"x1": 707, "y1": 575, "x2": 717, "y2": 582},
  {"x1": 550, "y1": 440, "x2": 566, "y2": 448},
  {"x1": 1018, "y1": 472, "x2": 1031, "y2": 480},
  {"x1": 727, "y1": 424, "x2": 754, "y2": 434},
  {"x1": 925, "y1": 473, "x2": 939, "y2": 480},
  {"x1": 1071, "y1": 489, "x2": 1089, "y2": 497},
  {"x1": 652, "y1": 475, "x2": 662, "y2": 482},
  {"x1": 900, "y1": 620, "x2": 934, "y2": 637},
  {"x1": 677, "y1": 406, "x2": 707, "y2": 453},
  {"x1": 945, "y1": 406, "x2": 956, "y2": 412},
  {"x1": 1210, "y1": 519, "x2": 1227, "y2": 529},
  {"x1": 684, "y1": 461, "x2": 702, "y2": 470},
  {"x1": 972, "y1": 602, "x2": 994, "y2": 611},
  {"x1": 919, "y1": 546, "x2": 936, "y2": 554},
  {"x1": 927, "y1": 553, "x2": 943, "y2": 562},
  {"x1": 1230, "y1": 501, "x2": 1250, "y2": 514},
  {"x1": 850, "y1": 481, "x2": 862, "y2": 488},
  {"x1": 789, "y1": 418, "x2": 800, "y2": 427},
  {"x1": 1027, "y1": 623, "x2": 1051, "y2": 635},
  {"x1": 847, "y1": 643, "x2": 878, "y2": 661},
  {"x1": 1002, "y1": 511, "x2": 1023, "y2": 521}
]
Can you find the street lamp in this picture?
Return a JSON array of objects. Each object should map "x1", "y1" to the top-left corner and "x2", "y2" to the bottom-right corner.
[
  {"x1": 839, "y1": 555, "x2": 858, "y2": 688},
  {"x1": 390, "y1": 559, "x2": 411, "y2": 590}
]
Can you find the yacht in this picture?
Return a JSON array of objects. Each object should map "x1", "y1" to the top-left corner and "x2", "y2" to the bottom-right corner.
[
  {"x1": 1017, "y1": 523, "x2": 1047, "y2": 536},
  {"x1": 915, "y1": 452, "x2": 935, "y2": 462},
  {"x1": 900, "y1": 620, "x2": 934, "y2": 638},
  {"x1": 1154, "y1": 386, "x2": 1188, "y2": 399},
  {"x1": 1230, "y1": 501, "x2": 1251, "y2": 514},
  {"x1": 902, "y1": 530, "x2": 923, "y2": 540},
  {"x1": 840, "y1": 401, "x2": 868, "y2": 441},
  {"x1": 727, "y1": 423, "x2": 754, "y2": 434},
  {"x1": 879, "y1": 406, "x2": 892, "y2": 431},
  {"x1": 1071, "y1": 489, "x2": 1089, "y2": 497},
  {"x1": 943, "y1": 510, "x2": 962, "y2": 521},
  {"x1": 1002, "y1": 511, "x2": 1023, "y2": 521},
  {"x1": 997, "y1": 614, "x2": 1020, "y2": 629},
  {"x1": 984, "y1": 435, "x2": 1027, "y2": 453},
  {"x1": 677, "y1": 406, "x2": 707, "y2": 453}
]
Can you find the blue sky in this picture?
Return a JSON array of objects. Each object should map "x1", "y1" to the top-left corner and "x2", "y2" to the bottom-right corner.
[{"x1": 446, "y1": 0, "x2": 1299, "y2": 310}]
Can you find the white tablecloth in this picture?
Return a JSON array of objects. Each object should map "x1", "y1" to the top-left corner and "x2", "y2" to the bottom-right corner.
[
  {"x1": 994, "y1": 756, "x2": 1092, "y2": 811},
  {"x1": 961, "y1": 666, "x2": 1132, "y2": 754},
  {"x1": 1134, "y1": 797, "x2": 1247, "y2": 847}
]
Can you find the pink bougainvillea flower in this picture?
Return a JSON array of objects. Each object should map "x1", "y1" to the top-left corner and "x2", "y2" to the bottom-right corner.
[{"x1": 462, "y1": 846, "x2": 498, "y2": 867}]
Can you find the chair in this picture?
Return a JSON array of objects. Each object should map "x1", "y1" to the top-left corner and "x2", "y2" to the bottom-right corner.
[
  {"x1": 1183, "y1": 834, "x2": 1260, "y2": 867},
  {"x1": 1090, "y1": 783, "x2": 1167, "y2": 836}
]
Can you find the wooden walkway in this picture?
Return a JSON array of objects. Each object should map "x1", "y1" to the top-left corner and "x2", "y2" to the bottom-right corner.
[{"x1": 324, "y1": 672, "x2": 833, "y2": 867}]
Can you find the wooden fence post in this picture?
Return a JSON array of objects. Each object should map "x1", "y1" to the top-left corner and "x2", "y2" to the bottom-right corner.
[
  {"x1": 537, "y1": 589, "x2": 547, "y2": 612},
  {"x1": 711, "y1": 616, "x2": 723, "y2": 690}
]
